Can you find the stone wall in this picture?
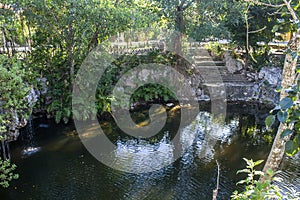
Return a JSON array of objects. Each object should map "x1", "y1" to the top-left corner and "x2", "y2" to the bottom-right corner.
[{"x1": 197, "y1": 66, "x2": 282, "y2": 105}]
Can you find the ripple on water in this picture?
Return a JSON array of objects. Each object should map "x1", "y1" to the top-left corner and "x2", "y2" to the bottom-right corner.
[
  {"x1": 276, "y1": 153, "x2": 300, "y2": 198},
  {"x1": 113, "y1": 135, "x2": 174, "y2": 173}
]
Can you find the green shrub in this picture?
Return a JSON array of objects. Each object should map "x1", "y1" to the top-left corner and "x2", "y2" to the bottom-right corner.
[
  {"x1": 204, "y1": 42, "x2": 225, "y2": 58},
  {"x1": 0, "y1": 55, "x2": 33, "y2": 138},
  {"x1": 231, "y1": 158, "x2": 300, "y2": 200},
  {"x1": 94, "y1": 51, "x2": 179, "y2": 114},
  {"x1": 130, "y1": 83, "x2": 176, "y2": 103},
  {"x1": 0, "y1": 158, "x2": 19, "y2": 188}
]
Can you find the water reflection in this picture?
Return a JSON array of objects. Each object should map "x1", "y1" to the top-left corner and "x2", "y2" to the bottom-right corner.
[
  {"x1": 112, "y1": 110, "x2": 241, "y2": 173},
  {"x1": 181, "y1": 111, "x2": 239, "y2": 162},
  {"x1": 1, "y1": 103, "x2": 299, "y2": 200},
  {"x1": 114, "y1": 134, "x2": 174, "y2": 173}
]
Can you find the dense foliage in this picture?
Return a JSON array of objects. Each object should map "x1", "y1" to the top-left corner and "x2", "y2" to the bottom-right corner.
[
  {"x1": 231, "y1": 158, "x2": 300, "y2": 199},
  {"x1": 0, "y1": 158, "x2": 18, "y2": 188},
  {"x1": 0, "y1": 55, "x2": 33, "y2": 139},
  {"x1": 22, "y1": 0, "x2": 159, "y2": 123}
]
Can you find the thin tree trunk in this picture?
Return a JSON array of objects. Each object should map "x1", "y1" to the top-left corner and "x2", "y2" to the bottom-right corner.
[
  {"x1": 1, "y1": 140, "x2": 7, "y2": 160},
  {"x1": 88, "y1": 27, "x2": 99, "y2": 52},
  {"x1": 212, "y1": 160, "x2": 220, "y2": 200},
  {"x1": 262, "y1": 28, "x2": 299, "y2": 173},
  {"x1": 5, "y1": 141, "x2": 10, "y2": 160},
  {"x1": 26, "y1": 21, "x2": 32, "y2": 51},
  {"x1": 20, "y1": 15, "x2": 27, "y2": 53},
  {"x1": 2, "y1": 28, "x2": 10, "y2": 58},
  {"x1": 67, "y1": 17, "x2": 75, "y2": 93},
  {"x1": 1, "y1": 29, "x2": 6, "y2": 54},
  {"x1": 10, "y1": 29, "x2": 16, "y2": 56},
  {"x1": 262, "y1": 0, "x2": 299, "y2": 174},
  {"x1": 174, "y1": 5, "x2": 185, "y2": 70}
]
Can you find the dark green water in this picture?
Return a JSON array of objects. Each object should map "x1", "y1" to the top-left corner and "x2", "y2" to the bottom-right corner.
[{"x1": 0, "y1": 103, "x2": 299, "y2": 199}]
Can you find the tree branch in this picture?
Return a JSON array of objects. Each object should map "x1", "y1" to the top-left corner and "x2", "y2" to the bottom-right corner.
[
  {"x1": 212, "y1": 160, "x2": 220, "y2": 200},
  {"x1": 283, "y1": 0, "x2": 299, "y2": 22},
  {"x1": 243, "y1": 0, "x2": 285, "y2": 8},
  {"x1": 248, "y1": 26, "x2": 267, "y2": 34}
]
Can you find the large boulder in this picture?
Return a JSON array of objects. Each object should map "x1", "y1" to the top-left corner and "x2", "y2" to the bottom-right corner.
[
  {"x1": 224, "y1": 52, "x2": 244, "y2": 74},
  {"x1": 257, "y1": 67, "x2": 282, "y2": 104},
  {"x1": 258, "y1": 67, "x2": 282, "y2": 86}
]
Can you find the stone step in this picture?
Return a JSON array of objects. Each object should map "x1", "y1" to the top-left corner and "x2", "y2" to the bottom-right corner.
[
  {"x1": 193, "y1": 56, "x2": 212, "y2": 62},
  {"x1": 195, "y1": 61, "x2": 225, "y2": 66},
  {"x1": 197, "y1": 83, "x2": 256, "y2": 101},
  {"x1": 194, "y1": 72, "x2": 249, "y2": 84},
  {"x1": 193, "y1": 48, "x2": 211, "y2": 56},
  {"x1": 195, "y1": 66, "x2": 228, "y2": 75},
  {"x1": 221, "y1": 74, "x2": 249, "y2": 83},
  {"x1": 196, "y1": 65, "x2": 227, "y2": 70},
  {"x1": 194, "y1": 57, "x2": 222, "y2": 62}
]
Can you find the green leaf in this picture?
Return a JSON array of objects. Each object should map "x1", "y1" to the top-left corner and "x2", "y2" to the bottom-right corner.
[
  {"x1": 285, "y1": 140, "x2": 297, "y2": 155},
  {"x1": 297, "y1": 134, "x2": 300, "y2": 146},
  {"x1": 237, "y1": 169, "x2": 250, "y2": 174},
  {"x1": 277, "y1": 111, "x2": 288, "y2": 122},
  {"x1": 275, "y1": 85, "x2": 282, "y2": 92},
  {"x1": 163, "y1": 95, "x2": 169, "y2": 101},
  {"x1": 254, "y1": 160, "x2": 264, "y2": 166},
  {"x1": 266, "y1": 168, "x2": 274, "y2": 176},
  {"x1": 272, "y1": 25, "x2": 279, "y2": 32},
  {"x1": 296, "y1": 65, "x2": 300, "y2": 73},
  {"x1": 254, "y1": 171, "x2": 264, "y2": 176},
  {"x1": 236, "y1": 180, "x2": 247, "y2": 185},
  {"x1": 55, "y1": 111, "x2": 62, "y2": 124},
  {"x1": 292, "y1": 51, "x2": 298, "y2": 60},
  {"x1": 280, "y1": 129, "x2": 293, "y2": 138},
  {"x1": 64, "y1": 108, "x2": 71, "y2": 118},
  {"x1": 265, "y1": 115, "x2": 275, "y2": 128},
  {"x1": 279, "y1": 97, "x2": 293, "y2": 110}
]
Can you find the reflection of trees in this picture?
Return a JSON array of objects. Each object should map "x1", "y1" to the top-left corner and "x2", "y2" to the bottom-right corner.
[
  {"x1": 237, "y1": 114, "x2": 275, "y2": 144},
  {"x1": 110, "y1": 105, "x2": 272, "y2": 198}
]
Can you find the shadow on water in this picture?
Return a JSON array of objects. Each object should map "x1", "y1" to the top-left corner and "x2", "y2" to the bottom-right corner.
[{"x1": 0, "y1": 103, "x2": 299, "y2": 199}]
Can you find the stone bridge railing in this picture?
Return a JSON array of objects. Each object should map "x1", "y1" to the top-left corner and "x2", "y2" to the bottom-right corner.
[{"x1": 108, "y1": 40, "x2": 165, "y2": 55}]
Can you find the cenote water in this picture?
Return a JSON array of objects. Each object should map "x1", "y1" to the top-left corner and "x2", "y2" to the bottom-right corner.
[{"x1": 1, "y1": 103, "x2": 299, "y2": 199}]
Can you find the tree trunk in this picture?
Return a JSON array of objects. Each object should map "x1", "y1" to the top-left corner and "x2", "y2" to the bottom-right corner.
[
  {"x1": 2, "y1": 28, "x2": 11, "y2": 58},
  {"x1": 88, "y1": 27, "x2": 99, "y2": 52},
  {"x1": 262, "y1": 0, "x2": 299, "y2": 174},
  {"x1": 1, "y1": 140, "x2": 7, "y2": 160},
  {"x1": 174, "y1": 5, "x2": 185, "y2": 70},
  {"x1": 262, "y1": 27, "x2": 299, "y2": 174},
  {"x1": 67, "y1": 17, "x2": 75, "y2": 93}
]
